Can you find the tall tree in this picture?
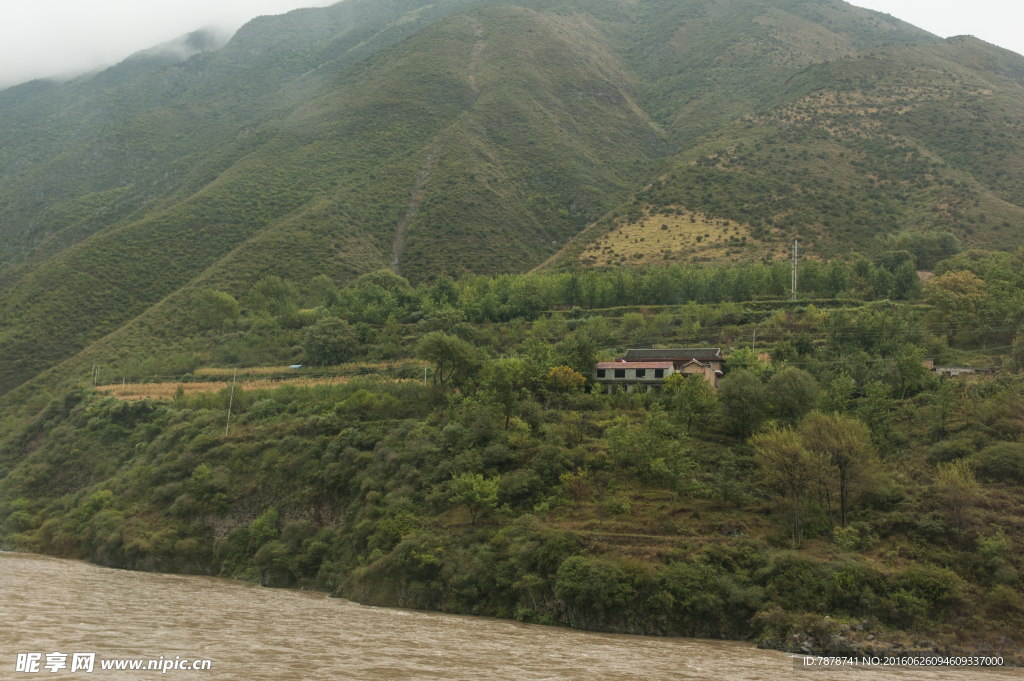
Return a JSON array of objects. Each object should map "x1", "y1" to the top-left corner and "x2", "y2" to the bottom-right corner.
[
  {"x1": 857, "y1": 381, "x2": 896, "y2": 453},
  {"x1": 934, "y1": 459, "x2": 981, "y2": 541},
  {"x1": 309, "y1": 274, "x2": 338, "y2": 308},
  {"x1": 446, "y1": 473, "x2": 500, "y2": 525},
  {"x1": 751, "y1": 427, "x2": 814, "y2": 547},
  {"x1": 890, "y1": 343, "x2": 930, "y2": 398},
  {"x1": 250, "y1": 276, "x2": 300, "y2": 318},
  {"x1": 301, "y1": 318, "x2": 358, "y2": 366},
  {"x1": 923, "y1": 270, "x2": 988, "y2": 344},
  {"x1": 482, "y1": 358, "x2": 527, "y2": 428},
  {"x1": 554, "y1": 330, "x2": 597, "y2": 378},
  {"x1": 893, "y1": 260, "x2": 921, "y2": 300},
  {"x1": 819, "y1": 373, "x2": 856, "y2": 414},
  {"x1": 520, "y1": 336, "x2": 554, "y2": 393},
  {"x1": 800, "y1": 412, "x2": 878, "y2": 528},
  {"x1": 195, "y1": 289, "x2": 239, "y2": 333},
  {"x1": 416, "y1": 332, "x2": 477, "y2": 386},
  {"x1": 546, "y1": 366, "x2": 587, "y2": 408},
  {"x1": 428, "y1": 275, "x2": 459, "y2": 307},
  {"x1": 664, "y1": 373, "x2": 717, "y2": 433},
  {"x1": 604, "y1": 406, "x2": 693, "y2": 488}
]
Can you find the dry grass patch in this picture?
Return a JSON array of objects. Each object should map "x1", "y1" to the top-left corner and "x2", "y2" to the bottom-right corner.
[{"x1": 578, "y1": 204, "x2": 780, "y2": 267}]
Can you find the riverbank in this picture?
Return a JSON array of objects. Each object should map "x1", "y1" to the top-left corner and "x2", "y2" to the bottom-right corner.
[
  {"x1": 3, "y1": 292, "x2": 1024, "y2": 664},
  {"x1": 3, "y1": 377, "x2": 1023, "y2": 663},
  {"x1": 5, "y1": 550, "x2": 1020, "y2": 680}
]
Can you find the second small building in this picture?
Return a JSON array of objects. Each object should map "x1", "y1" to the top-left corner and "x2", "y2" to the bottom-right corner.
[
  {"x1": 593, "y1": 361, "x2": 675, "y2": 393},
  {"x1": 592, "y1": 347, "x2": 724, "y2": 393}
]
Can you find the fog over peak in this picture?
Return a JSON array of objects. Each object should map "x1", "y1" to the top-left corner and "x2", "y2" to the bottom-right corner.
[
  {"x1": 128, "y1": 28, "x2": 233, "y2": 63},
  {"x1": 0, "y1": 0, "x2": 334, "y2": 91},
  {"x1": 1, "y1": 0, "x2": 1021, "y2": 92}
]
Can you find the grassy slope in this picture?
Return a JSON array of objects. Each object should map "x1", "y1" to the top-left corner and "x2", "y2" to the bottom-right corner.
[
  {"x1": 0, "y1": 4, "x2": 667, "y2": 398},
  {"x1": 543, "y1": 35, "x2": 1024, "y2": 271},
  {"x1": 3, "y1": 0, "x2": 1024, "y2": 421},
  {"x1": 0, "y1": 0, "x2": 478, "y2": 395},
  {"x1": 397, "y1": 6, "x2": 666, "y2": 280},
  {"x1": 626, "y1": 0, "x2": 938, "y2": 139},
  {"x1": 0, "y1": 0, "x2": 474, "y2": 268}
]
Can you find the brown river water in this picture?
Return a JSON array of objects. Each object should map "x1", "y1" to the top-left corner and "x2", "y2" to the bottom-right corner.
[{"x1": 1, "y1": 552, "x2": 1017, "y2": 680}]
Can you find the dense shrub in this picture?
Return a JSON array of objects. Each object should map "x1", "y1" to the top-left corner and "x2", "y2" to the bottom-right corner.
[
  {"x1": 974, "y1": 443, "x2": 1024, "y2": 482},
  {"x1": 719, "y1": 369, "x2": 767, "y2": 437},
  {"x1": 302, "y1": 318, "x2": 358, "y2": 365}
]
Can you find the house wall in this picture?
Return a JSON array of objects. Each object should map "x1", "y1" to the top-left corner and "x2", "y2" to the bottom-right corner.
[
  {"x1": 592, "y1": 365, "x2": 676, "y2": 394},
  {"x1": 677, "y1": 363, "x2": 719, "y2": 388}
]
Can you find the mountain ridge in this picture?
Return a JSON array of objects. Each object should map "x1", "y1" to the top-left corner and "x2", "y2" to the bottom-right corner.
[{"x1": 0, "y1": 0, "x2": 1022, "y2": 407}]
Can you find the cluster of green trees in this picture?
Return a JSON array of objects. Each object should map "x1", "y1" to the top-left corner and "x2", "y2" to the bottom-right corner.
[
  {"x1": 195, "y1": 236, "x2": 964, "y2": 333},
  {"x1": 176, "y1": 244, "x2": 1024, "y2": 386},
  {"x1": 6, "y1": 232, "x2": 1024, "y2": 652},
  {"x1": 3, "y1": 265, "x2": 1024, "y2": 646}
]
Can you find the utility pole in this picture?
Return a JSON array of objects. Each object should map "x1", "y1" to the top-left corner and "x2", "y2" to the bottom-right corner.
[
  {"x1": 752, "y1": 328, "x2": 756, "y2": 352},
  {"x1": 91, "y1": 364, "x2": 96, "y2": 387},
  {"x1": 791, "y1": 240, "x2": 799, "y2": 302},
  {"x1": 424, "y1": 366, "x2": 428, "y2": 386},
  {"x1": 224, "y1": 369, "x2": 237, "y2": 437}
]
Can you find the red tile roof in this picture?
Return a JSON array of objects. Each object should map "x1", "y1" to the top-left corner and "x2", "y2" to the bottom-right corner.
[{"x1": 596, "y1": 361, "x2": 673, "y2": 369}]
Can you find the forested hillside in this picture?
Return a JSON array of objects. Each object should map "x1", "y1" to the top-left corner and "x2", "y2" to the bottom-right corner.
[
  {"x1": 2, "y1": 252, "x2": 1023, "y2": 659},
  {"x1": 0, "y1": 0, "x2": 673, "y2": 398},
  {"x1": 1, "y1": 0, "x2": 1024, "y2": 657},
  {"x1": 4, "y1": 0, "x2": 1022, "y2": 403}
]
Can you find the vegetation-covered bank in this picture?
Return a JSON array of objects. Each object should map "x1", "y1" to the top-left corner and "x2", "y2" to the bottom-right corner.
[{"x1": 2, "y1": 253, "x2": 1024, "y2": 663}]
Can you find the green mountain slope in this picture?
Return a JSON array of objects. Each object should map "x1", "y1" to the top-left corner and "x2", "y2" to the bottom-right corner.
[
  {"x1": 3, "y1": 0, "x2": 1024, "y2": 654},
  {"x1": 625, "y1": 0, "x2": 937, "y2": 140},
  {"x1": 0, "y1": 2, "x2": 666, "y2": 396},
  {"x1": 544, "y1": 35, "x2": 1024, "y2": 270},
  {"x1": 394, "y1": 6, "x2": 666, "y2": 279},
  {"x1": 0, "y1": 0, "x2": 477, "y2": 268},
  {"x1": 3, "y1": 258, "x2": 1024, "y2": 656},
  {"x1": 2, "y1": 0, "x2": 1024, "y2": 407}
]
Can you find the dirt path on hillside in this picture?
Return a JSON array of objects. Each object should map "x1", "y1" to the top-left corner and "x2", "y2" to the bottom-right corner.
[
  {"x1": 389, "y1": 141, "x2": 440, "y2": 274},
  {"x1": 389, "y1": 19, "x2": 485, "y2": 274},
  {"x1": 467, "y1": 19, "x2": 485, "y2": 101}
]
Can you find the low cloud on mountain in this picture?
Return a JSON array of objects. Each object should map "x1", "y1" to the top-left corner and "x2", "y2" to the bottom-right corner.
[{"x1": 0, "y1": 0, "x2": 333, "y2": 89}]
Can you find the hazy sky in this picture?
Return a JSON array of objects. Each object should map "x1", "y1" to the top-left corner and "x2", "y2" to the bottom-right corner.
[
  {"x1": 850, "y1": 0, "x2": 1023, "y2": 56},
  {"x1": 0, "y1": 0, "x2": 1021, "y2": 90},
  {"x1": 0, "y1": 0, "x2": 333, "y2": 89}
]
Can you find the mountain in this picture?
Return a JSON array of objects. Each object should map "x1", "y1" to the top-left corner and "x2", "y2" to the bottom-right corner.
[
  {"x1": 3, "y1": 0, "x2": 1024, "y2": 652},
  {"x1": 0, "y1": 0, "x2": 1023, "y2": 406},
  {"x1": 0, "y1": 0, "x2": 667, "y2": 398},
  {"x1": 542, "y1": 33, "x2": 1024, "y2": 270}
]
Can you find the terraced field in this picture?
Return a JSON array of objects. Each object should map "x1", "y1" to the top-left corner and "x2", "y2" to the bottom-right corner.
[{"x1": 94, "y1": 362, "x2": 428, "y2": 400}]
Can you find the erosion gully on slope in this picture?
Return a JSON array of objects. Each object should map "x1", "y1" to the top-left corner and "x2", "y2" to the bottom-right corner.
[{"x1": 390, "y1": 17, "x2": 485, "y2": 274}]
